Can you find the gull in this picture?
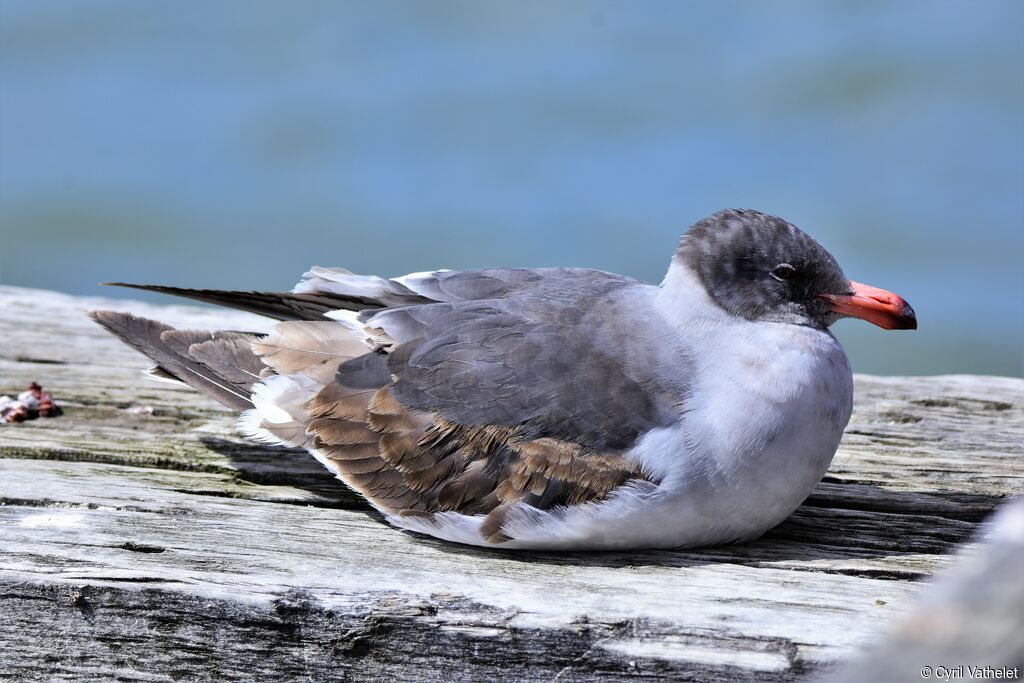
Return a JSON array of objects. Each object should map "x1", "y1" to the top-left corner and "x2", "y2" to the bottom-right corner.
[{"x1": 91, "y1": 209, "x2": 916, "y2": 550}]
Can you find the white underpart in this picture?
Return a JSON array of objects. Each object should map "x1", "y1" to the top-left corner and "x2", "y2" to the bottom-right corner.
[
  {"x1": 239, "y1": 373, "x2": 323, "y2": 448},
  {"x1": 395, "y1": 263, "x2": 853, "y2": 550},
  {"x1": 250, "y1": 374, "x2": 320, "y2": 424}
]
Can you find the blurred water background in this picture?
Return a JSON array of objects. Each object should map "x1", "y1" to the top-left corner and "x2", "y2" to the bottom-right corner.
[{"x1": 1, "y1": 1, "x2": 1021, "y2": 376}]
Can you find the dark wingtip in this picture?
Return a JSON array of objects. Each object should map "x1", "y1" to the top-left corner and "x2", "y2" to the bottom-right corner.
[{"x1": 100, "y1": 282, "x2": 155, "y2": 291}]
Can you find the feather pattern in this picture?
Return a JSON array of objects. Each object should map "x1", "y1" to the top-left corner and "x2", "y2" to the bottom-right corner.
[
  {"x1": 87, "y1": 311, "x2": 256, "y2": 410},
  {"x1": 251, "y1": 321, "x2": 368, "y2": 376}
]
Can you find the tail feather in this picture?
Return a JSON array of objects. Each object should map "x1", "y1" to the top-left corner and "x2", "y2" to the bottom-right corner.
[{"x1": 88, "y1": 311, "x2": 258, "y2": 411}]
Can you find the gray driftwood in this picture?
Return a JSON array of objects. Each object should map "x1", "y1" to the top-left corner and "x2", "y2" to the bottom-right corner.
[
  {"x1": 819, "y1": 498, "x2": 1024, "y2": 683},
  {"x1": 0, "y1": 285, "x2": 1021, "y2": 682}
]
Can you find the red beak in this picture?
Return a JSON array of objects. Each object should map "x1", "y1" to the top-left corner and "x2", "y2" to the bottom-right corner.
[{"x1": 818, "y1": 281, "x2": 917, "y2": 330}]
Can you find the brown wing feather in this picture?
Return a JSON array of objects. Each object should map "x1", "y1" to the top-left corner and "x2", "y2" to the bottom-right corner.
[{"x1": 304, "y1": 375, "x2": 649, "y2": 542}]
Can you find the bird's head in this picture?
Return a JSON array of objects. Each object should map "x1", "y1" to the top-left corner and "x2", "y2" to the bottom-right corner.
[{"x1": 675, "y1": 209, "x2": 917, "y2": 331}]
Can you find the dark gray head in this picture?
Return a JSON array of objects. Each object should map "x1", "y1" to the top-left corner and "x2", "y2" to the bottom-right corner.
[{"x1": 674, "y1": 209, "x2": 917, "y2": 330}]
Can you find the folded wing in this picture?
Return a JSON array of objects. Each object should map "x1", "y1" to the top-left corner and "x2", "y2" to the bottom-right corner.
[{"x1": 94, "y1": 266, "x2": 674, "y2": 545}]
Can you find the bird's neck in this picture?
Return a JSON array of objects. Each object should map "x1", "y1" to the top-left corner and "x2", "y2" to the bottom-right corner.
[{"x1": 655, "y1": 262, "x2": 731, "y2": 335}]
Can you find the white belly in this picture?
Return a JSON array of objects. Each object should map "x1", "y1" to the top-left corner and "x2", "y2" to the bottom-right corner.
[{"x1": 620, "y1": 320, "x2": 854, "y2": 548}]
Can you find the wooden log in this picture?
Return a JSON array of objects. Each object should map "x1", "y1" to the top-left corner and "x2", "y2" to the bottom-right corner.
[
  {"x1": 1, "y1": 285, "x2": 1021, "y2": 681},
  {"x1": 819, "y1": 498, "x2": 1023, "y2": 682}
]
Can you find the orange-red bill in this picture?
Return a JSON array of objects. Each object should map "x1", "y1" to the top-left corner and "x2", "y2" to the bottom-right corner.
[{"x1": 818, "y1": 281, "x2": 917, "y2": 330}]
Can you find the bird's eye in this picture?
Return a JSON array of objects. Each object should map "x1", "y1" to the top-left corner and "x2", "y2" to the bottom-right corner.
[{"x1": 770, "y1": 263, "x2": 796, "y2": 281}]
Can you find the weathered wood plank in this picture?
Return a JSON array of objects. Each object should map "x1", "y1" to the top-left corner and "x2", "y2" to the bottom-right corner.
[
  {"x1": 820, "y1": 499, "x2": 1024, "y2": 682},
  {"x1": 1, "y1": 285, "x2": 1021, "y2": 681}
]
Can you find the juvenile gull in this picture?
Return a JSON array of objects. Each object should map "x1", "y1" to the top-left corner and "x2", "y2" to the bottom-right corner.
[{"x1": 91, "y1": 209, "x2": 916, "y2": 550}]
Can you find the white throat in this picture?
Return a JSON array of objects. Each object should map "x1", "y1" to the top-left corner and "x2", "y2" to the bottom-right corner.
[{"x1": 655, "y1": 261, "x2": 735, "y2": 334}]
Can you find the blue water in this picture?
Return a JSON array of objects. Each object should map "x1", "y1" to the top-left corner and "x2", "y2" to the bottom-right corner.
[{"x1": 1, "y1": 2, "x2": 1022, "y2": 376}]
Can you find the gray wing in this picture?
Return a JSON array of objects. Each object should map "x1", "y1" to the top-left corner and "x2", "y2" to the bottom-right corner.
[
  {"x1": 295, "y1": 267, "x2": 683, "y2": 541},
  {"x1": 93, "y1": 267, "x2": 685, "y2": 543},
  {"x1": 354, "y1": 268, "x2": 678, "y2": 451}
]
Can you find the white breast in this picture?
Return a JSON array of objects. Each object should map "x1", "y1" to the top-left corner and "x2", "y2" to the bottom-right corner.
[{"x1": 645, "y1": 301, "x2": 853, "y2": 547}]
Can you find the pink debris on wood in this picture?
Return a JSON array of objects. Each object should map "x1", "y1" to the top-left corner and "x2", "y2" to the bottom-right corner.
[{"x1": 0, "y1": 382, "x2": 63, "y2": 423}]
